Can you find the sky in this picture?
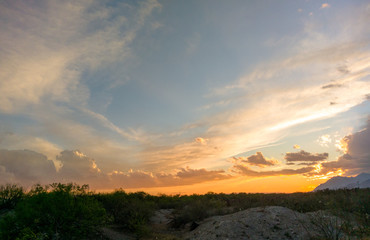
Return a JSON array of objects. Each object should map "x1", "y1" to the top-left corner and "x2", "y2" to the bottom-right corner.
[{"x1": 0, "y1": 0, "x2": 369, "y2": 194}]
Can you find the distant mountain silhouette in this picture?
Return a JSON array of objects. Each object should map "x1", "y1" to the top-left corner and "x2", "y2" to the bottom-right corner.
[{"x1": 314, "y1": 173, "x2": 370, "y2": 191}]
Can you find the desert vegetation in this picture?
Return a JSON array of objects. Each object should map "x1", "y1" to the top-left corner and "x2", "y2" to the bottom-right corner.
[{"x1": 0, "y1": 183, "x2": 369, "y2": 239}]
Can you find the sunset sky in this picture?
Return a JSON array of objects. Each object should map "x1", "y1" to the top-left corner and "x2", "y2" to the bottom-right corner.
[{"x1": 0, "y1": 0, "x2": 369, "y2": 194}]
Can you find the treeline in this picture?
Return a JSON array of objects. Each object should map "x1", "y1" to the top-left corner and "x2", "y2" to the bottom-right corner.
[{"x1": 0, "y1": 183, "x2": 369, "y2": 239}]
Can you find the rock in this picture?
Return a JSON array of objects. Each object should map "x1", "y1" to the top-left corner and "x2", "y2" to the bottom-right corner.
[
  {"x1": 150, "y1": 209, "x2": 175, "y2": 233},
  {"x1": 184, "y1": 206, "x2": 326, "y2": 240},
  {"x1": 150, "y1": 209, "x2": 174, "y2": 225}
]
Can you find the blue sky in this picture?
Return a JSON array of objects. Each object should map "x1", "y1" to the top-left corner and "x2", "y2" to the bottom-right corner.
[{"x1": 0, "y1": 0, "x2": 369, "y2": 193}]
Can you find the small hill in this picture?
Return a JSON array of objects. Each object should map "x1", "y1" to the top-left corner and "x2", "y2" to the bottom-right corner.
[
  {"x1": 184, "y1": 206, "x2": 341, "y2": 240},
  {"x1": 314, "y1": 173, "x2": 370, "y2": 191}
]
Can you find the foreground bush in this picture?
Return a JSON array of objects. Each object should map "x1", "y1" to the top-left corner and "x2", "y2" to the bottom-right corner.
[
  {"x1": 0, "y1": 183, "x2": 368, "y2": 239},
  {"x1": 0, "y1": 183, "x2": 106, "y2": 239},
  {"x1": 0, "y1": 184, "x2": 24, "y2": 212},
  {"x1": 97, "y1": 190, "x2": 155, "y2": 237}
]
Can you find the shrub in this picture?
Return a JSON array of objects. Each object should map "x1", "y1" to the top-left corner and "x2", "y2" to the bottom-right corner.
[
  {"x1": 0, "y1": 184, "x2": 24, "y2": 212},
  {"x1": 171, "y1": 197, "x2": 227, "y2": 228},
  {"x1": 97, "y1": 190, "x2": 156, "y2": 238},
  {"x1": 0, "y1": 183, "x2": 106, "y2": 239}
]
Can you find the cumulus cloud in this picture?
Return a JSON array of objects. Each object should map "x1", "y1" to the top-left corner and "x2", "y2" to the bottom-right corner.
[
  {"x1": 285, "y1": 150, "x2": 328, "y2": 164},
  {"x1": 0, "y1": 131, "x2": 62, "y2": 169},
  {"x1": 293, "y1": 144, "x2": 301, "y2": 149},
  {"x1": 321, "y1": 119, "x2": 370, "y2": 175},
  {"x1": 109, "y1": 167, "x2": 231, "y2": 189},
  {"x1": 232, "y1": 152, "x2": 276, "y2": 168},
  {"x1": 0, "y1": 149, "x2": 56, "y2": 186},
  {"x1": 0, "y1": 149, "x2": 231, "y2": 189},
  {"x1": 56, "y1": 150, "x2": 103, "y2": 182}
]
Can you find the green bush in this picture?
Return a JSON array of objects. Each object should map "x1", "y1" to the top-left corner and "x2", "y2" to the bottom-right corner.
[
  {"x1": 0, "y1": 184, "x2": 24, "y2": 212},
  {"x1": 0, "y1": 183, "x2": 106, "y2": 239},
  {"x1": 171, "y1": 196, "x2": 227, "y2": 228},
  {"x1": 97, "y1": 190, "x2": 155, "y2": 237}
]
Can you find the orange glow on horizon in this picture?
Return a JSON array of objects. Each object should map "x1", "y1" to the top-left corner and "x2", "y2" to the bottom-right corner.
[{"x1": 97, "y1": 175, "x2": 328, "y2": 195}]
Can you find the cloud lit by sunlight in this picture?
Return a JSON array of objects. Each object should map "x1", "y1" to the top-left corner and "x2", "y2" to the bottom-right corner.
[
  {"x1": 307, "y1": 169, "x2": 344, "y2": 181},
  {"x1": 320, "y1": 3, "x2": 330, "y2": 9},
  {"x1": 335, "y1": 137, "x2": 349, "y2": 153},
  {"x1": 317, "y1": 134, "x2": 332, "y2": 147},
  {"x1": 195, "y1": 137, "x2": 208, "y2": 145}
]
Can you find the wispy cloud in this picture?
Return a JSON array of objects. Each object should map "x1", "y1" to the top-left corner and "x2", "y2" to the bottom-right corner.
[
  {"x1": 80, "y1": 108, "x2": 158, "y2": 143},
  {"x1": 136, "y1": 48, "x2": 369, "y2": 168},
  {"x1": 0, "y1": 1, "x2": 368, "y2": 191},
  {"x1": 321, "y1": 83, "x2": 343, "y2": 89},
  {"x1": 183, "y1": 42, "x2": 370, "y2": 168},
  {"x1": 0, "y1": 0, "x2": 162, "y2": 171},
  {"x1": 0, "y1": 0, "x2": 160, "y2": 112}
]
